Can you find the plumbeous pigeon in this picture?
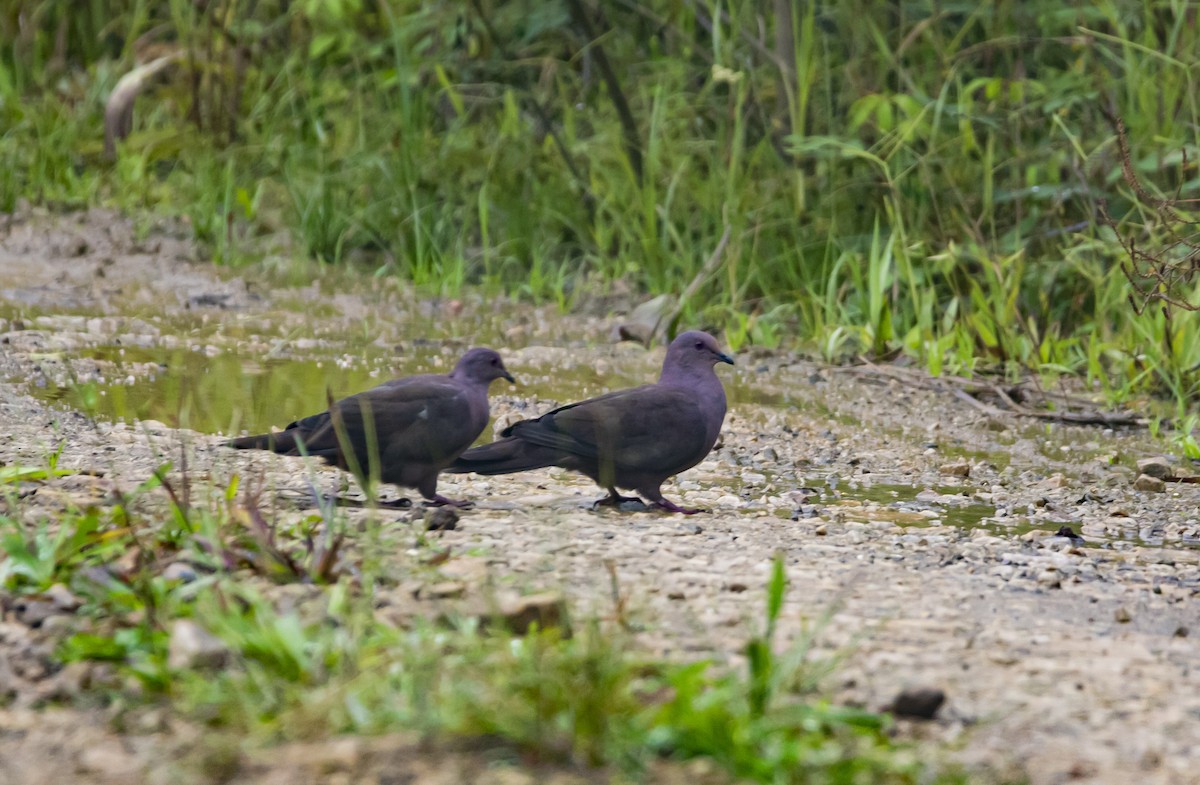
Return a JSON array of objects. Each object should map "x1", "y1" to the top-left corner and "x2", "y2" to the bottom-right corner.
[
  {"x1": 227, "y1": 348, "x2": 514, "y2": 507},
  {"x1": 449, "y1": 331, "x2": 733, "y2": 514}
]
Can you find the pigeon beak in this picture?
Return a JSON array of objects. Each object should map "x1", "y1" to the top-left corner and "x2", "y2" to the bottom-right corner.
[
  {"x1": 502, "y1": 371, "x2": 516, "y2": 384},
  {"x1": 718, "y1": 352, "x2": 735, "y2": 365}
]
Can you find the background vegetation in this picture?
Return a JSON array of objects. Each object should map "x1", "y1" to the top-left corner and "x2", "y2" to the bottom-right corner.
[{"x1": 2, "y1": 0, "x2": 1199, "y2": 403}]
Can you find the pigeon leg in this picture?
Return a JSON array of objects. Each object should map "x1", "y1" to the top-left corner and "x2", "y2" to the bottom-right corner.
[
  {"x1": 592, "y1": 487, "x2": 643, "y2": 509},
  {"x1": 639, "y1": 486, "x2": 706, "y2": 515},
  {"x1": 425, "y1": 494, "x2": 475, "y2": 509}
]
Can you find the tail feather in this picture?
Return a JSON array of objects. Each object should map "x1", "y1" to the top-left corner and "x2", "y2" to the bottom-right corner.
[
  {"x1": 225, "y1": 430, "x2": 299, "y2": 453},
  {"x1": 448, "y1": 438, "x2": 558, "y2": 475}
]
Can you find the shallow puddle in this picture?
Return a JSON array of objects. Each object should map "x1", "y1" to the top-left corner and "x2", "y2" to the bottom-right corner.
[
  {"x1": 832, "y1": 481, "x2": 1193, "y2": 549},
  {"x1": 23, "y1": 338, "x2": 775, "y2": 437}
]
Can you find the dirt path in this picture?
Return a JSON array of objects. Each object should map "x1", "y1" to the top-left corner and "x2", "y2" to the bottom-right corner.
[{"x1": 1, "y1": 209, "x2": 1198, "y2": 785}]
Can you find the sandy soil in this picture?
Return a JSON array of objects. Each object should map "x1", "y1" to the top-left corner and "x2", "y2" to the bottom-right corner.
[{"x1": 1, "y1": 209, "x2": 1199, "y2": 785}]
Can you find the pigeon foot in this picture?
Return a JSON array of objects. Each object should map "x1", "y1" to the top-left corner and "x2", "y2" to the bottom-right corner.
[
  {"x1": 592, "y1": 488, "x2": 644, "y2": 509},
  {"x1": 653, "y1": 498, "x2": 706, "y2": 515}
]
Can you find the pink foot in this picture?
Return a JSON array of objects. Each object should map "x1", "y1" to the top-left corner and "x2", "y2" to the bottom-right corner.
[{"x1": 653, "y1": 499, "x2": 706, "y2": 515}]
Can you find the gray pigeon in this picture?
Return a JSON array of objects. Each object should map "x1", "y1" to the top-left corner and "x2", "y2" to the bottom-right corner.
[
  {"x1": 449, "y1": 331, "x2": 733, "y2": 514},
  {"x1": 226, "y1": 348, "x2": 514, "y2": 507}
]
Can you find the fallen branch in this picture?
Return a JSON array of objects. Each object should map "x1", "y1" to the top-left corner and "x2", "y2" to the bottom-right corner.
[
  {"x1": 104, "y1": 51, "x2": 184, "y2": 158},
  {"x1": 835, "y1": 361, "x2": 1148, "y2": 427}
]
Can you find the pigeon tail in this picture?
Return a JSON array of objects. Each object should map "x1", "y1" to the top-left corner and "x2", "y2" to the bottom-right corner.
[
  {"x1": 225, "y1": 431, "x2": 299, "y2": 453},
  {"x1": 447, "y1": 438, "x2": 559, "y2": 475}
]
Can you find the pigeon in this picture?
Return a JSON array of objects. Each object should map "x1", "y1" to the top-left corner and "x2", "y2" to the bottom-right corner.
[
  {"x1": 449, "y1": 331, "x2": 733, "y2": 514},
  {"x1": 226, "y1": 348, "x2": 514, "y2": 507}
]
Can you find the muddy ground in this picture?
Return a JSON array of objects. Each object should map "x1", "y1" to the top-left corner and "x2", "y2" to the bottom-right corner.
[{"x1": 1, "y1": 209, "x2": 1198, "y2": 785}]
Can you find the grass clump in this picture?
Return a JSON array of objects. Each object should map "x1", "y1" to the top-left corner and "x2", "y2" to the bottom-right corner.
[{"x1": 0, "y1": 462, "x2": 963, "y2": 783}]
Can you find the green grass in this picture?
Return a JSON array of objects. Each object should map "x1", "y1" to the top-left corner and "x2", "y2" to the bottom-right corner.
[
  {"x1": 0, "y1": 458, "x2": 965, "y2": 783},
  {"x1": 2, "y1": 1, "x2": 1200, "y2": 427}
]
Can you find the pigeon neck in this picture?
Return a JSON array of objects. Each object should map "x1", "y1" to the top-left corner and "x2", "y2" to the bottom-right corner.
[
  {"x1": 450, "y1": 371, "x2": 486, "y2": 392},
  {"x1": 661, "y1": 363, "x2": 727, "y2": 450},
  {"x1": 451, "y1": 372, "x2": 492, "y2": 424},
  {"x1": 660, "y1": 361, "x2": 717, "y2": 387},
  {"x1": 660, "y1": 365, "x2": 725, "y2": 407}
]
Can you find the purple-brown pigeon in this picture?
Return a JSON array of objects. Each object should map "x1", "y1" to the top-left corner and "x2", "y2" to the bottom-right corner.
[
  {"x1": 449, "y1": 331, "x2": 733, "y2": 514},
  {"x1": 226, "y1": 348, "x2": 514, "y2": 507}
]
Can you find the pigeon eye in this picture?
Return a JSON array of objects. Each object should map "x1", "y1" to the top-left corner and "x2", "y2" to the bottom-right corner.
[{"x1": 694, "y1": 341, "x2": 704, "y2": 350}]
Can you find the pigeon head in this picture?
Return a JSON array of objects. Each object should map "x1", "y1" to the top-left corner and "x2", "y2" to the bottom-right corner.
[
  {"x1": 453, "y1": 348, "x2": 516, "y2": 385},
  {"x1": 665, "y1": 330, "x2": 735, "y2": 372}
]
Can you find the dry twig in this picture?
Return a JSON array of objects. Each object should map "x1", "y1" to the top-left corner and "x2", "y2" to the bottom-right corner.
[{"x1": 836, "y1": 361, "x2": 1146, "y2": 427}]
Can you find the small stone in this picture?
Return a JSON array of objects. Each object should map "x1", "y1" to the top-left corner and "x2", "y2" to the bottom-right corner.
[
  {"x1": 1036, "y1": 570, "x2": 1061, "y2": 589},
  {"x1": 667, "y1": 591, "x2": 686, "y2": 600},
  {"x1": 791, "y1": 504, "x2": 821, "y2": 520},
  {"x1": 438, "y1": 556, "x2": 490, "y2": 583},
  {"x1": 421, "y1": 581, "x2": 466, "y2": 600},
  {"x1": 77, "y1": 746, "x2": 141, "y2": 778},
  {"x1": 889, "y1": 687, "x2": 946, "y2": 719},
  {"x1": 1136, "y1": 457, "x2": 1172, "y2": 479},
  {"x1": 1053, "y1": 525, "x2": 1085, "y2": 543},
  {"x1": 46, "y1": 661, "x2": 93, "y2": 698},
  {"x1": 1114, "y1": 607, "x2": 1132, "y2": 623},
  {"x1": 162, "y1": 561, "x2": 199, "y2": 582},
  {"x1": 39, "y1": 614, "x2": 77, "y2": 637},
  {"x1": 250, "y1": 738, "x2": 361, "y2": 772},
  {"x1": 497, "y1": 592, "x2": 564, "y2": 634},
  {"x1": 45, "y1": 583, "x2": 82, "y2": 611},
  {"x1": 1133, "y1": 474, "x2": 1166, "y2": 493},
  {"x1": 939, "y1": 460, "x2": 971, "y2": 477},
  {"x1": 726, "y1": 582, "x2": 748, "y2": 593},
  {"x1": 167, "y1": 619, "x2": 230, "y2": 670},
  {"x1": 426, "y1": 507, "x2": 459, "y2": 531},
  {"x1": 13, "y1": 599, "x2": 58, "y2": 627},
  {"x1": 814, "y1": 524, "x2": 828, "y2": 536}
]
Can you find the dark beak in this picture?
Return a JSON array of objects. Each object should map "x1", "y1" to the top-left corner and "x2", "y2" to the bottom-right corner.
[
  {"x1": 718, "y1": 352, "x2": 735, "y2": 365},
  {"x1": 502, "y1": 371, "x2": 516, "y2": 384}
]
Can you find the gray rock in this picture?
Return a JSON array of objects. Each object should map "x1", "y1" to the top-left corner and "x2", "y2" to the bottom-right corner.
[
  {"x1": 77, "y1": 745, "x2": 142, "y2": 778},
  {"x1": 1136, "y1": 457, "x2": 1172, "y2": 479},
  {"x1": 939, "y1": 460, "x2": 971, "y2": 477},
  {"x1": 45, "y1": 583, "x2": 82, "y2": 611},
  {"x1": 425, "y1": 507, "x2": 459, "y2": 531},
  {"x1": 497, "y1": 591, "x2": 564, "y2": 634},
  {"x1": 167, "y1": 619, "x2": 230, "y2": 670},
  {"x1": 889, "y1": 686, "x2": 946, "y2": 719},
  {"x1": 162, "y1": 561, "x2": 199, "y2": 582},
  {"x1": 1133, "y1": 474, "x2": 1166, "y2": 493},
  {"x1": 13, "y1": 599, "x2": 58, "y2": 627}
]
